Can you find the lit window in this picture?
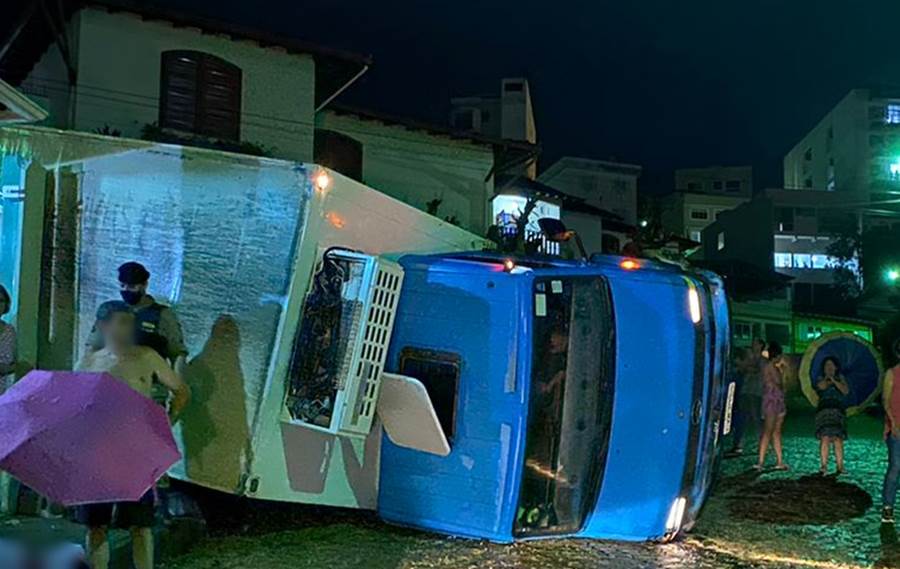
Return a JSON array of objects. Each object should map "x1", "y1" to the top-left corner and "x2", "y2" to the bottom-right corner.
[
  {"x1": 886, "y1": 104, "x2": 900, "y2": 124},
  {"x1": 774, "y1": 253, "x2": 792, "y2": 268},
  {"x1": 690, "y1": 230, "x2": 702, "y2": 243},
  {"x1": 794, "y1": 254, "x2": 813, "y2": 269},
  {"x1": 890, "y1": 160, "x2": 900, "y2": 180},
  {"x1": 717, "y1": 232, "x2": 725, "y2": 251},
  {"x1": 811, "y1": 254, "x2": 829, "y2": 269},
  {"x1": 689, "y1": 208, "x2": 709, "y2": 220}
]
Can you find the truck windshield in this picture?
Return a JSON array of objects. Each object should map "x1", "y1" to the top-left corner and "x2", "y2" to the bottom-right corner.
[{"x1": 515, "y1": 277, "x2": 614, "y2": 537}]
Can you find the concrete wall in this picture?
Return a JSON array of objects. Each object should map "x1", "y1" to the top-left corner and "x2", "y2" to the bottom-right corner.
[
  {"x1": 660, "y1": 191, "x2": 749, "y2": 242},
  {"x1": 561, "y1": 210, "x2": 603, "y2": 256},
  {"x1": 18, "y1": 24, "x2": 76, "y2": 130},
  {"x1": 783, "y1": 89, "x2": 870, "y2": 195},
  {"x1": 674, "y1": 165, "x2": 752, "y2": 198},
  {"x1": 316, "y1": 111, "x2": 495, "y2": 234},
  {"x1": 539, "y1": 157, "x2": 641, "y2": 225},
  {"x1": 701, "y1": 197, "x2": 774, "y2": 271},
  {"x1": 20, "y1": 7, "x2": 317, "y2": 162}
]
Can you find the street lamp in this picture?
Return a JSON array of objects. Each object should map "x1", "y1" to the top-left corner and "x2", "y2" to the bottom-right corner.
[{"x1": 886, "y1": 268, "x2": 900, "y2": 284}]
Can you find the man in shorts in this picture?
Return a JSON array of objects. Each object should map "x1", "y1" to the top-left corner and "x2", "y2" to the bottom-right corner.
[{"x1": 75, "y1": 301, "x2": 190, "y2": 569}]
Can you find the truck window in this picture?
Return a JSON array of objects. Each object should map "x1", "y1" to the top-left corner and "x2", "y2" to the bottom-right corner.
[
  {"x1": 399, "y1": 348, "x2": 460, "y2": 439},
  {"x1": 515, "y1": 277, "x2": 614, "y2": 537}
]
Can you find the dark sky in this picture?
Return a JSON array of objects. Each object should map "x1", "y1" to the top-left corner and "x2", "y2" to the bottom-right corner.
[{"x1": 159, "y1": 0, "x2": 900, "y2": 192}]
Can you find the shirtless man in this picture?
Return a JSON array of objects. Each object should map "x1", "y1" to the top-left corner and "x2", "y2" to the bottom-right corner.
[{"x1": 75, "y1": 301, "x2": 190, "y2": 569}]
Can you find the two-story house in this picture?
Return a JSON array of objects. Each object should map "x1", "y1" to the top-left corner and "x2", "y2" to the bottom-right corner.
[{"x1": 1, "y1": 0, "x2": 372, "y2": 163}]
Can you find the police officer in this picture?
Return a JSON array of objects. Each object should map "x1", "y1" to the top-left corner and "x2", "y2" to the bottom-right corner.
[{"x1": 87, "y1": 262, "x2": 188, "y2": 405}]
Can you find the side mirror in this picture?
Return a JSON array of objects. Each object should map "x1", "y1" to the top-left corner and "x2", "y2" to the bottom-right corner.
[
  {"x1": 538, "y1": 217, "x2": 570, "y2": 241},
  {"x1": 538, "y1": 217, "x2": 587, "y2": 261}
]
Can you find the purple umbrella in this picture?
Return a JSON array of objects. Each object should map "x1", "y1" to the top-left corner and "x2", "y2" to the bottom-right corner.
[{"x1": 0, "y1": 370, "x2": 180, "y2": 506}]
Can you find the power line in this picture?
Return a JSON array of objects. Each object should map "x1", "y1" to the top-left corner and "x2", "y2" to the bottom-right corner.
[{"x1": 20, "y1": 75, "x2": 503, "y2": 171}]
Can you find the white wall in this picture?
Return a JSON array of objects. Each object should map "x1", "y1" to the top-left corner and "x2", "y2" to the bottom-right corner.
[
  {"x1": 539, "y1": 158, "x2": 640, "y2": 225},
  {"x1": 22, "y1": 7, "x2": 317, "y2": 163},
  {"x1": 783, "y1": 89, "x2": 870, "y2": 194},
  {"x1": 661, "y1": 192, "x2": 749, "y2": 241},
  {"x1": 316, "y1": 111, "x2": 495, "y2": 234},
  {"x1": 561, "y1": 210, "x2": 603, "y2": 256}
]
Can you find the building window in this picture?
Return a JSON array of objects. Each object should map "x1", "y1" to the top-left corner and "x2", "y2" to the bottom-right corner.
[
  {"x1": 811, "y1": 254, "x2": 830, "y2": 269},
  {"x1": 689, "y1": 230, "x2": 702, "y2": 243},
  {"x1": 712, "y1": 180, "x2": 723, "y2": 190},
  {"x1": 159, "y1": 50, "x2": 242, "y2": 141},
  {"x1": 399, "y1": 348, "x2": 461, "y2": 439},
  {"x1": 687, "y1": 182, "x2": 702, "y2": 191},
  {"x1": 689, "y1": 208, "x2": 709, "y2": 220},
  {"x1": 725, "y1": 180, "x2": 741, "y2": 192},
  {"x1": 804, "y1": 178, "x2": 813, "y2": 188},
  {"x1": 717, "y1": 232, "x2": 725, "y2": 251},
  {"x1": 886, "y1": 104, "x2": 900, "y2": 124},
  {"x1": 793, "y1": 254, "x2": 813, "y2": 269},
  {"x1": 776, "y1": 208, "x2": 794, "y2": 232},
  {"x1": 803, "y1": 148, "x2": 813, "y2": 161},
  {"x1": 890, "y1": 159, "x2": 900, "y2": 181},
  {"x1": 314, "y1": 129, "x2": 363, "y2": 182},
  {"x1": 504, "y1": 81, "x2": 525, "y2": 92},
  {"x1": 734, "y1": 322, "x2": 752, "y2": 341},
  {"x1": 774, "y1": 253, "x2": 792, "y2": 268}
]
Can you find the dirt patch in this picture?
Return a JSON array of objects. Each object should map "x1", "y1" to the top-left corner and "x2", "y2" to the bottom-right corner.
[{"x1": 727, "y1": 474, "x2": 872, "y2": 525}]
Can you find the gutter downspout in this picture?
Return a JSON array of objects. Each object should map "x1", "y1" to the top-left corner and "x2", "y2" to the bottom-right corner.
[{"x1": 315, "y1": 64, "x2": 370, "y2": 113}]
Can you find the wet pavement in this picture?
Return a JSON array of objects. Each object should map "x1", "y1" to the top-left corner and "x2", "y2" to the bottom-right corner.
[
  {"x1": 163, "y1": 403, "x2": 900, "y2": 569},
  {"x1": 4, "y1": 402, "x2": 895, "y2": 568}
]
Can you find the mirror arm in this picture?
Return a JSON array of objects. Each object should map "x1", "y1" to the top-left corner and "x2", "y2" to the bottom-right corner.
[{"x1": 573, "y1": 232, "x2": 588, "y2": 261}]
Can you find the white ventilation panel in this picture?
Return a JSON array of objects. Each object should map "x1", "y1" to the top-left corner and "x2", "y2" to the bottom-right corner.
[{"x1": 285, "y1": 250, "x2": 403, "y2": 438}]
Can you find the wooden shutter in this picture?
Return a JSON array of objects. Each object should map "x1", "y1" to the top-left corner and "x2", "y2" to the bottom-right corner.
[{"x1": 159, "y1": 51, "x2": 242, "y2": 141}]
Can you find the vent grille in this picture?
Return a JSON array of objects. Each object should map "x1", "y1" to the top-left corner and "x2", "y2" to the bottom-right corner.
[{"x1": 341, "y1": 262, "x2": 404, "y2": 435}]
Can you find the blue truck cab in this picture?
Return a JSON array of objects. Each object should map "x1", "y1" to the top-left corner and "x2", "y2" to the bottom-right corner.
[{"x1": 377, "y1": 253, "x2": 731, "y2": 542}]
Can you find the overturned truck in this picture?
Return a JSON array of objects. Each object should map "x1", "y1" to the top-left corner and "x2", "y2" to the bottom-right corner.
[{"x1": 1, "y1": 126, "x2": 731, "y2": 543}]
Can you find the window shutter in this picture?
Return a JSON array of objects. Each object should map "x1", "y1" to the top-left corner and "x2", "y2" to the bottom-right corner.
[
  {"x1": 196, "y1": 55, "x2": 242, "y2": 141},
  {"x1": 159, "y1": 51, "x2": 242, "y2": 141},
  {"x1": 160, "y1": 52, "x2": 199, "y2": 133}
]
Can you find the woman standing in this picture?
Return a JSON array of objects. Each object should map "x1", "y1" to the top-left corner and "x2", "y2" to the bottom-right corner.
[
  {"x1": 756, "y1": 342, "x2": 789, "y2": 471},
  {"x1": 815, "y1": 357, "x2": 850, "y2": 475},
  {"x1": 0, "y1": 285, "x2": 16, "y2": 393}
]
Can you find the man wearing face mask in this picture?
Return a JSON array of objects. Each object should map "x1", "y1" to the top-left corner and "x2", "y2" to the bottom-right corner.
[{"x1": 87, "y1": 262, "x2": 188, "y2": 405}]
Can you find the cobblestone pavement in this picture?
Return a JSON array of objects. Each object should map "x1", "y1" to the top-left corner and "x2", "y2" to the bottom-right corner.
[{"x1": 165, "y1": 404, "x2": 898, "y2": 569}]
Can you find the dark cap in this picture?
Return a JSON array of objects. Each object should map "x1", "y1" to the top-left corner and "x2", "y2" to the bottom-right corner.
[
  {"x1": 96, "y1": 300, "x2": 133, "y2": 322},
  {"x1": 118, "y1": 262, "x2": 150, "y2": 285}
]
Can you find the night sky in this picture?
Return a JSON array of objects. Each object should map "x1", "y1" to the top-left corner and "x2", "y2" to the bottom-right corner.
[{"x1": 157, "y1": 0, "x2": 900, "y2": 193}]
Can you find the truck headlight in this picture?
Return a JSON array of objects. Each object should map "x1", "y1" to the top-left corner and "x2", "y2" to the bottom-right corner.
[
  {"x1": 665, "y1": 496, "x2": 688, "y2": 537},
  {"x1": 688, "y1": 288, "x2": 702, "y2": 324}
]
